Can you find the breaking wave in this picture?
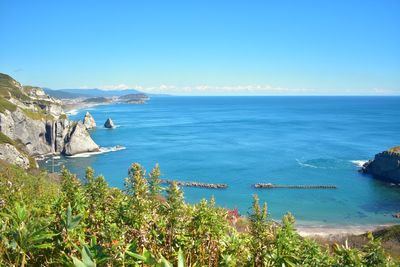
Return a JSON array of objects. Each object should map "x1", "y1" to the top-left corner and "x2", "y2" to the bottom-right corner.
[
  {"x1": 67, "y1": 146, "x2": 126, "y2": 158},
  {"x1": 350, "y1": 160, "x2": 368, "y2": 168}
]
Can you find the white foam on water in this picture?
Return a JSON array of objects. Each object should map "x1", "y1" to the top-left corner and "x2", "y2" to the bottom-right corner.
[
  {"x1": 296, "y1": 159, "x2": 318, "y2": 168},
  {"x1": 350, "y1": 160, "x2": 368, "y2": 167},
  {"x1": 66, "y1": 109, "x2": 78, "y2": 115},
  {"x1": 67, "y1": 146, "x2": 126, "y2": 158}
]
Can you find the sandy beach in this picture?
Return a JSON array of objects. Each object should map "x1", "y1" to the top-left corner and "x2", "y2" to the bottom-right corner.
[{"x1": 296, "y1": 223, "x2": 396, "y2": 238}]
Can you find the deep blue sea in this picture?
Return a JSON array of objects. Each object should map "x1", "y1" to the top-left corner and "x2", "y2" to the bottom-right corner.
[{"x1": 41, "y1": 96, "x2": 400, "y2": 226}]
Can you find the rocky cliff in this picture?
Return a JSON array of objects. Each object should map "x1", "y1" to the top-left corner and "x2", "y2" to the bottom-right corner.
[
  {"x1": 0, "y1": 73, "x2": 99, "y2": 168},
  {"x1": 361, "y1": 146, "x2": 400, "y2": 183}
]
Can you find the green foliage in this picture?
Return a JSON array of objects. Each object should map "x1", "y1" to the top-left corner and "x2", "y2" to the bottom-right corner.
[
  {"x1": 387, "y1": 146, "x2": 400, "y2": 154},
  {"x1": 362, "y1": 232, "x2": 389, "y2": 266},
  {"x1": 148, "y1": 163, "x2": 162, "y2": 197},
  {"x1": 0, "y1": 162, "x2": 396, "y2": 266},
  {"x1": 0, "y1": 73, "x2": 31, "y2": 102},
  {"x1": 0, "y1": 131, "x2": 15, "y2": 145},
  {"x1": 0, "y1": 96, "x2": 17, "y2": 113},
  {"x1": 22, "y1": 108, "x2": 54, "y2": 121}
]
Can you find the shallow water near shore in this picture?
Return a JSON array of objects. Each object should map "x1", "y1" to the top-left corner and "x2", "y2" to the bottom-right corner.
[{"x1": 40, "y1": 96, "x2": 400, "y2": 226}]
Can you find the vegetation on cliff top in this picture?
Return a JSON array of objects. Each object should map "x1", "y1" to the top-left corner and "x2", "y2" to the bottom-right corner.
[
  {"x1": 0, "y1": 73, "x2": 31, "y2": 101},
  {"x1": 0, "y1": 96, "x2": 17, "y2": 113},
  {"x1": 0, "y1": 131, "x2": 16, "y2": 145},
  {"x1": 0, "y1": 73, "x2": 59, "y2": 120},
  {"x1": 0, "y1": 161, "x2": 397, "y2": 266},
  {"x1": 387, "y1": 146, "x2": 400, "y2": 154},
  {"x1": 22, "y1": 108, "x2": 54, "y2": 121}
]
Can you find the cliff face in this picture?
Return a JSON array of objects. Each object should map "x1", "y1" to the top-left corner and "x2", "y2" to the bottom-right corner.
[
  {"x1": 361, "y1": 147, "x2": 400, "y2": 183},
  {"x1": 0, "y1": 73, "x2": 99, "y2": 168}
]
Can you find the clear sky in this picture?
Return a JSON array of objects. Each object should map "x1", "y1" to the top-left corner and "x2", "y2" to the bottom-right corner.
[{"x1": 0, "y1": 0, "x2": 399, "y2": 95}]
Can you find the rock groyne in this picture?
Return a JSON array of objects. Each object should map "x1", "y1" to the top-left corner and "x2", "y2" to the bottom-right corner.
[
  {"x1": 254, "y1": 183, "x2": 337, "y2": 189},
  {"x1": 161, "y1": 179, "x2": 228, "y2": 189}
]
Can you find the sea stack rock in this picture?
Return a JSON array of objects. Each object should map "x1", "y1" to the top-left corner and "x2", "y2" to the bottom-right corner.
[
  {"x1": 63, "y1": 121, "x2": 100, "y2": 156},
  {"x1": 83, "y1": 112, "x2": 96, "y2": 129},
  {"x1": 361, "y1": 146, "x2": 400, "y2": 183},
  {"x1": 104, "y1": 118, "x2": 115, "y2": 128}
]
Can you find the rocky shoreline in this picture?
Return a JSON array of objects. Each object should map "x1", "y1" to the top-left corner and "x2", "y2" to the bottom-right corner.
[
  {"x1": 0, "y1": 73, "x2": 100, "y2": 168},
  {"x1": 296, "y1": 223, "x2": 396, "y2": 237}
]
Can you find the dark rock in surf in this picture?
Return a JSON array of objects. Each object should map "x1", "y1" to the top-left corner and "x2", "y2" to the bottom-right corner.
[
  {"x1": 360, "y1": 146, "x2": 400, "y2": 183},
  {"x1": 104, "y1": 118, "x2": 115, "y2": 128}
]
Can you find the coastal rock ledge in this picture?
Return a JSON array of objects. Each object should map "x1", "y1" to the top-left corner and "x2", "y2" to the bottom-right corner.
[{"x1": 361, "y1": 146, "x2": 400, "y2": 183}]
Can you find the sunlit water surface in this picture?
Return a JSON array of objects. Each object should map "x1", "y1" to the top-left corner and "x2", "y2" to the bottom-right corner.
[{"x1": 40, "y1": 96, "x2": 400, "y2": 226}]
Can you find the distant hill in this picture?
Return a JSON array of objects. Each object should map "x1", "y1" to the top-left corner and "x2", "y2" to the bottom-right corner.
[
  {"x1": 82, "y1": 97, "x2": 112, "y2": 103},
  {"x1": 119, "y1": 93, "x2": 149, "y2": 100},
  {"x1": 44, "y1": 88, "x2": 170, "y2": 99},
  {"x1": 43, "y1": 88, "x2": 87, "y2": 99},
  {"x1": 44, "y1": 88, "x2": 143, "y2": 99}
]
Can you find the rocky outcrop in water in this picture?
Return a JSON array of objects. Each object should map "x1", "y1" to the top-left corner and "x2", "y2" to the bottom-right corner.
[
  {"x1": 63, "y1": 121, "x2": 99, "y2": 155},
  {"x1": 104, "y1": 118, "x2": 115, "y2": 128},
  {"x1": 361, "y1": 147, "x2": 400, "y2": 183},
  {"x1": 0, "y1": 143, "x2": 30, "y2": 169},
  {"x1": 161, "y1": 179, "x2": 228, "y2": 189},
  {"x1": 0, "y1": 73, "x2": 100, "y2": 162},
  {"x1": 83, "y1": 112, "x2": 96, "y2": 129},
  {"x1": 254, "y1": 183, "x2": 337, "y2": 189}
]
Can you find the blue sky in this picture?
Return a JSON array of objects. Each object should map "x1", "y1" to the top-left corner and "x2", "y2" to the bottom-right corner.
[{"x1": 0, "y1": 0, "x2": 399, "y2": 95}]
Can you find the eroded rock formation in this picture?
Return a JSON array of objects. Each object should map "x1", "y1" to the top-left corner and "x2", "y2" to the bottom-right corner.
[{"x1": 0, "y1": 73, "x2": 100, "y2": 167}]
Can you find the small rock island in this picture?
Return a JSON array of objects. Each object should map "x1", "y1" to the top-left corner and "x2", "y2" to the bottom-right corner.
[
  {"x1": 361, "y1": 146, "x2": 400, "y2": 183},
  {"x1": 104, "y1": 117, "x2": 115, "y2": 128}
]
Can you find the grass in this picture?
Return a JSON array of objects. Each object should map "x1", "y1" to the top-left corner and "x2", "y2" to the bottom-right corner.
[
  {"x1": 310, "y1": 225, "x2": 400, "y2": 261},
  {"x1": 0, "y1": 73, "x2": 31, "y2": 101},
  {"x1": 388, "y1": 146, "x2": 400, "y2": 154},
  {"x1": 22, "y1": 108, "x2": 54, "y2": 121},
  {"x1": 0, "y1": 97, "x2": 17, "y2": 113},
  {"x1": 0, "y1": 159, "x2": 58, "y2": 202},
  {"x1": 0, "y1": 131, "x2": 15, "y2": 145}
]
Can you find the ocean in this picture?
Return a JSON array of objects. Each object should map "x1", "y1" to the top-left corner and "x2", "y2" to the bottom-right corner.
[{"x1": 40, "y1": 96, "x2": 400, "y2": 226}]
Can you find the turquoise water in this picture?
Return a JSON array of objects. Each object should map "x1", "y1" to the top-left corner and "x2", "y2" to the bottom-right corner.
[{"x1": 41, "y1": 96, "x2": 400, "y2": 226}]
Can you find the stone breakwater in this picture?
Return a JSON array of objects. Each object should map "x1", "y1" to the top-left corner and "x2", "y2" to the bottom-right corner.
[
  {"x1": 161, "y1": 179, "x2": 228, "y2": 189},
  {"x1": 254, "y1": 183, "x2": 337, "y2": 189}
]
